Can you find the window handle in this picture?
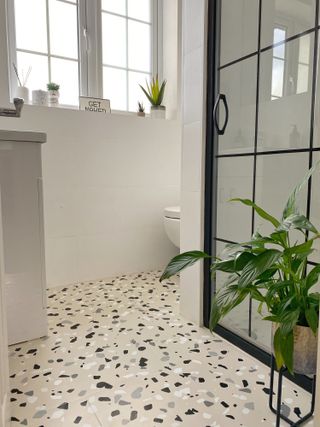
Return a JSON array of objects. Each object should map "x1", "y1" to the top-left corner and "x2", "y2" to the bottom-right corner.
[
  {"x1": 213, "y1": 94, "x2": 229, "y2": 135},
  {"x1": 83, "y1": 27, "x2": 89, "y2": 52}
]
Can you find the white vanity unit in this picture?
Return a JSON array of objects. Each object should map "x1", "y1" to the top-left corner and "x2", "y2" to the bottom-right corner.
[{"x1": 0, "y1": 130, "x2": 47, "y2": 345}]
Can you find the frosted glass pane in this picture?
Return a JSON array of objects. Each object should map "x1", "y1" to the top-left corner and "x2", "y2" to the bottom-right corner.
[
  {"x1": 102, "y1": 13, "x2": 126, "y2": 67},
  {"x1": 273, "y1": 28, "x2": 286, "y2": 59},
  {"x1": 251, "y1": 300, "x2": 271, "y2": 351},
  {"x1": 102, "y1": 0, "x2": 126, "y2": 15},
  {"x1": 299, "y1": 34, "x2": 311, "y2": 64},
  {"x1": 261, "y1": 0, "x2": 315, "y2": 49},
  {"x1": 14, "y1": 0, "x2": 48, "y2": 53},
  {"x1": 255, "y1": 153, "x2": 309, "y2": 236},
  {"x1": 218, "y1": 57, "x2": 257, "y2": 155},
  {"x1": 273, "y1": 28, "x2": 286, "y2": 45},
  {"x1": 16, "y1": 51, "x2": 48, "y2": 92},
  {"x1": 49, "y1": 0, "x2": 78, "y2": 59},
  {"x1": 258, "y1": 35, "x2": 313, "y2": 151},
  {"x1": 297, "y1": 64, "x2": 310, "y2": 94},
  {"x1": 273, "y1": 42, "x2": 285, "y2": 59},
  {"x1": 128, "y1": 21, "x2": 151, "y2": 72},
  {"x1": 215, "y1": 242, "x2": 249, "y2": 337},
  {"x1": 128, "y1": 71, "x2": 150, "y2": 112},
  {"x1": 103, "y1": 67, "x2": 127, "y2": 111},
  {"x1": 51, "y1": 58, "x2": 79, "y2": 106},
  {"x1": 216, "y1": 157, "x2": 254, "y2": 242},
  {"x1": 310, "y1": 153, "x2": 320, "y2": 263},
  {"x1": 271, "y1": 58, "x2": 284, "y2": 98},
  {"x1": 128, "y1": 0, "x2": 151, "y2": 22},
  {"x1": 220, "y1": 0, "x2": 259, "y2": 66}
]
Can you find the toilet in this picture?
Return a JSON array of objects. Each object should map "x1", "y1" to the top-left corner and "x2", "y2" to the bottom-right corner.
[{"x1": 163, "y1": 206, "x2": 180, "y2": 248}]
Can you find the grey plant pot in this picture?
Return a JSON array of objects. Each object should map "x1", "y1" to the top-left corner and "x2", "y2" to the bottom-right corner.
[{"x1": 272, "y1": 323, "x2": 318, "y2": 375}]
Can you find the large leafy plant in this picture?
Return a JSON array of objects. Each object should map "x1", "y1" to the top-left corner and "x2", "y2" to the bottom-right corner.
[
  {"x1": 140, "y1": 76, "x2": 167, "y2": 106},
  {"x1": 160, "y1": 164, "x2": 320, "y2": 374}
]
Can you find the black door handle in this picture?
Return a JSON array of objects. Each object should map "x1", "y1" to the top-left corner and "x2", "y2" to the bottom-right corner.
[{"x1": 213, "y1": 94, "x2": 229, "y2": 135}]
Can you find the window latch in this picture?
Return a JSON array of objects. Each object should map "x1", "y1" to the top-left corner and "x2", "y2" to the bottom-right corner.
[{"x1": 83, "y1": 27, "x2": 89, "y2": 52}]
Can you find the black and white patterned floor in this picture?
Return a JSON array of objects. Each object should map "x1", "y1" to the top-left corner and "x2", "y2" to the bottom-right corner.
[{"x1": 9, "y1": 271, "x2": 314, "y2": 426}]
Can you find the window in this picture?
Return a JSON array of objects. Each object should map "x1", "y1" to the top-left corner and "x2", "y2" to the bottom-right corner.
[
  {"x1": 102, "y1": 0, "x2": 152, "y2": 111},
  {"x1": 271, "y1": 27, "x2": 286, "y2": 100},
  {"x1": 13, "y1": 0, "x2": 79, "y2": 106},
  {"x1": 297, "y1": 34, "x2": 311, "y2": 95},
  {"x1": 8, "y1": 0, "x2": 160, "y2": 111}
]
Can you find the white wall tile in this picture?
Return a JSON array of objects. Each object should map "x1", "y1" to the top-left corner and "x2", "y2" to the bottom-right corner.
[
  {"x1": 180, "y1": 190, "x2": 203, "y2": 251},
  {"x1": 182, "y1": 0, "x2": 205, "y2": 55},
  {"x1": 46, "y1": 236, "x2": 79, "y2": 287},
  {"x1": 180, "y1": 0, "x2": 206, "y2": 326},
  {"x1": 181, "y1": 121, "x2": 203, "y2": 192},
  {"x1": 180, "y1": 263, "x2": 202, "y2": 324},
  {"x1": 183, "y1": 47, "x2": 205, "y2": 125},
  {"x1": 1, "y1": 107, "x2": 181, "y2": 287}
]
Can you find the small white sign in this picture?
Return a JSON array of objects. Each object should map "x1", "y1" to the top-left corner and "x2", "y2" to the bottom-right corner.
[{"x1": 79, "y1": 97, "x2": 111, "y2": 114}]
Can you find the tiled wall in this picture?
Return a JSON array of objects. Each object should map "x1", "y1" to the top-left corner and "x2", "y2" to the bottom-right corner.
[
  {"x1": 0, "y1": 2, "x2": 182, "y2": 288},
  {"x1": 180, "y1": 0, "x2": 207, "y2": 324},
  {"x1": 0, "y1": 106, "x2": 181, "y2": 287}
]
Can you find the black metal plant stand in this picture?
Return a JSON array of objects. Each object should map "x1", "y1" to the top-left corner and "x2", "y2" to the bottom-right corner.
[{"x1": 269, "y1": 356, "x2": 317, "y2": 426}]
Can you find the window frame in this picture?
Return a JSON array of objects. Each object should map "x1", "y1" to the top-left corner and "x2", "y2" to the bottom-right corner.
[{"x1": 7, "y1": 0, "x2": 162, "y2": 111}]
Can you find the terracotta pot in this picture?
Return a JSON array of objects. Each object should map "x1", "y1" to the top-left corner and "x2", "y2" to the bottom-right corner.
[
  {"x1": 137, "y1": 111, "x2": 145, "y2": 117},
  {"x1": 272, "y1": 323, "x2": 318, "y2": 375}
]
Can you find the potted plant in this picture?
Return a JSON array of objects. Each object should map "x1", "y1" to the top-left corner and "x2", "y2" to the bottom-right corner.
[
  {"x1": 140, "y1": 76, "x2": 167, "y2": 119},
  {"x1": 13, "y1": 63, "x2": 31, "y2": 103},
  {"x1": 137, "y1": 101, "x2": 145, "y2": 117},
  {"x1": 161, "y1": 165, "x2": 320, "y2": 376},
  {"x1": 47, "y1": 82, "x2": 60, "y2": 105}
]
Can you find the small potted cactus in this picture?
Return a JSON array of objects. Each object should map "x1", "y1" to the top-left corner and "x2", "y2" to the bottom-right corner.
[
  {"x1": 47, "y1": 82, "x2": 60, "y2": 105},
  {"x1": 137, "y1": 101, "x2": 145, "y2": 117}
]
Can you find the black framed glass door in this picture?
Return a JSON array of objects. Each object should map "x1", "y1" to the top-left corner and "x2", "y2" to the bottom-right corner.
[{"x1": 204, "y1": 0, "x2": 320, "y2": 388}]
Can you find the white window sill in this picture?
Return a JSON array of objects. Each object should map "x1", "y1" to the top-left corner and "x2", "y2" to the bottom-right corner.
[{"x1": 20, "y1": 102, "x2": 174, "y2": 120}]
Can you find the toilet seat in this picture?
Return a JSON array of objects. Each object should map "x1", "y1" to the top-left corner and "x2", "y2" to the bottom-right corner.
[{"x1": 164, "y1": 206, "x2": 180, "y2": 220}]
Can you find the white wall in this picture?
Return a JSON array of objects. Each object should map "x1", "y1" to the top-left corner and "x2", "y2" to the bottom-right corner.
[
  {"x1": 0, "y1": 107, "x2": 181, "y2": 287},
  {"x1": 0, "y1": 193, "x2": 9, "y2": 427},
  {"x1": 163, "y1": 0, "x2": 182, "y2": 120},
  {"x1": 0, "y1": 2, "x2": 181, "y2": 288},
  {"x1": 0, "y1": 0, "x2": 10, "y2": 108},
  {"x1": 180, "y1": 0, "x2": 207, "y2": 324}
]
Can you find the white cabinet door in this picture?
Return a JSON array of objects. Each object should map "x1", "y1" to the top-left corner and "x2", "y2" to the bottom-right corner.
[{"x1": 0, "y1": 140, "x2": 47, "y2": 345}]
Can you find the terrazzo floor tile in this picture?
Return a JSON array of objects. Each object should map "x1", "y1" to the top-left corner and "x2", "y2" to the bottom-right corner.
[
  {"x1": 9, "y1": 271, "x2": 315, "y2": 426},
  {"x1": 10, "y1": 397, "x2": 102, "y2": 426}
]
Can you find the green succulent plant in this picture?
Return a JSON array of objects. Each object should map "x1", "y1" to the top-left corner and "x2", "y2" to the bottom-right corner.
[
  {"x1": 47, "y1": 82, "x2": 60, "y2": 91},
  {"x1": 140, "y1": 76, "x2": 166, "y2": 106},
  {"x1": 161, "y1": 163, "x2": 320, "y2": 375},
  {"x1": 138, "y1": 101, "x2": 145, "y2": 113}
]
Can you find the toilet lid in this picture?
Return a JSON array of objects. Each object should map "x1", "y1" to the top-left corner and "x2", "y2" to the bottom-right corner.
[{"x1": 164, "y1": 206, "x2": 180, "y2": 219}]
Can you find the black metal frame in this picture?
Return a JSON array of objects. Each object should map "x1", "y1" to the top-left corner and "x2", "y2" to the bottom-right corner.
[
  {"x1": 204, "y1": 0, "x2": 319, "y2": 393},
  {"x1": 269, "y1": 357, "x2": 317, "y2": 426}
]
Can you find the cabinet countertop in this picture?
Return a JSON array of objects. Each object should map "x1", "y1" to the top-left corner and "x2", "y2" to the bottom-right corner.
[{"x1": 0, "y1": 130, "x2": 46, "y2": 143}]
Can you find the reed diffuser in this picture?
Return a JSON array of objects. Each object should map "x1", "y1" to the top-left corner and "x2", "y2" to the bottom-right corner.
[{"x1": 13, "y1": 63, "x2": 31, "y2": 102}]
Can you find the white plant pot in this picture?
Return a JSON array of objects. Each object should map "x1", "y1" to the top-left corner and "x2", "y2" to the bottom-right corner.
[
  {"x1": 150, "y1": 105, "x2": 166, "y2": 119},
  {"x1": 32, "y1": 90, "x2": 48, "y2": 106},
  {"x1": 15, "y1": 86, "x2": 29, "y2": 103},
  {"x1": 48, "y1": 90, "x2": 60, "y2": 105}
]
